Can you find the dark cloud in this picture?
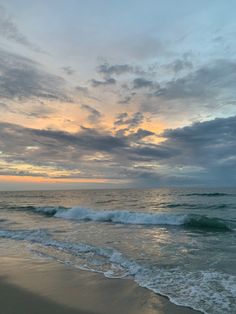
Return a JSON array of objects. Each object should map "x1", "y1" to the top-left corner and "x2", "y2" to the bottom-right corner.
[
  {"x1": 81, "y1": 104, "x2": 102, "y2": 122},
  {"x1": 133, "y1": 78, "x2": 155, "y2": 89},
  {"x1": 127, "y1": 144, "x2": 177, "y2": 161},
  {"x1": 154, "y1": 59, "x2": 236, "y2": 100},
  {"x1": 0, "y1": 49, "x2": 69, "y2": 101},
  {"x1": 91, "y1": 77, "x2": 116, "y2": 87},
  {"x1": 126, "y1": 115, "x2": 236, "y2": 184},
  {"x1": 97, "y1": 63, "x2": 143, "y2": 76},
  {"x1": 0, "y1": 5, "x2": 42, "y2": 52},
  {"x1": 75, "y1": 85, "x2": 89, "y2": 94},
  {"x1": 127, "y1": 128, "x2": 155, "y2": 141},
  {"x1": 97, "y1": 63, "x2": 133, "y2": 75},
  {"x1": 164, "y1": 58, "x2": 193, "y2": 74},
  {"x1": 0, "y1": 122, "x2": 126, "y2": 161},
  {"x1": 114, "y1": 128, "x2": 154, "y2": 141},
  {"x1": 114, "y1": 112, "x2": 144, "y2": 128},
  {"x1": 0, "y1": 116, "x2": 236, "y2": 185},
  {"x1": 158, "y1": 116, "x2": 236, "y2": 185},
  {"x1": 0, "y1": 121, "x2": 174, "y2": 182},
  {"x1": 114, "y1": 112, "x2": 128, "y2": 124}
]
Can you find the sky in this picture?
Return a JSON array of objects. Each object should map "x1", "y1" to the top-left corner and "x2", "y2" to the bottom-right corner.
[{"x1": 0, "y1": 0, "x2": 236, "y2": 190}]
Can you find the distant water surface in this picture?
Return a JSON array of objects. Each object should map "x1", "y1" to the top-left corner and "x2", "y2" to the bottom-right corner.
[{"x1": 0, "y1": 188, "x2": 235, "y2": 314}]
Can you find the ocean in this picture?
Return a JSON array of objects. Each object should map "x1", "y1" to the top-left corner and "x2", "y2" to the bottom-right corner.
[{"x1": 0, "y1": 188, "x2": 235, "y2": 314}]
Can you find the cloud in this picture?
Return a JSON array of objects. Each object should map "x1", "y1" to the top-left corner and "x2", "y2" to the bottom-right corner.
[
  {"x1": 127, "y1": 128, "x2": 155, "y2": 141},
  {"x1": 97, "y1": 63, "x2": 143, "y2": 76},
  {"x1": 90, "y1": 77, "x2": 116, "y2": 87},
  {"x1": 155, "y1": 115, "x2": 236, "y2": 184},
  {"x1": 0, "y1": 100, "x2": 54, "y2": 118},
  {"x1": 133, "y1": 78, "x2": 155, "y2": 89},
  {"x1": 163, "y1": 58, "x2": 193, "y2": 74},
  {"x1": 114, "y1": 112, "x2": 144, "y2": 128},
  {"x1": 74, "y1": 85, "x2": 99, "y2": 101},
  {"x1": 61, "y1": 66, "x2": 75, "y2": 75},
  {"x1": 118, "y1": 95, "x2": 132, "y2": 104},
  {"x1": 0, "y1": 48, "x2": 69, "y2": 101},
  {"x1": 75, "y1": 85, "x2": 89, "y2": 94},
  {"x1": 0, "y1": 102, "x2": 8, "y2": 110},
  {"x1": 135, "y1": 59, "x2": 236, "y2": 118},
  {"x1": 81, "y1": 104, "x2": 102, "y2": 122},
  {"x1": 0, "y1": 122, "x2": 126, "y2": 161},
  {"x1": 162, "y1": 115, "x2": 236, "y2": 166},
  {"x1": 0, "y1": 121, "x2": 173, "y2": 182},
  {"x1": 0, "y1": 5, "x2": 42, "y2": 52},
  {"x1": 126, "y1": 115, "x2": 236, "y2": 185},
  {"x1": 154, "y1": 59, "x2": 236, "y2": 101},
  {"x1": 0, "y1": 116, "x2": 236, "y2": 185}
]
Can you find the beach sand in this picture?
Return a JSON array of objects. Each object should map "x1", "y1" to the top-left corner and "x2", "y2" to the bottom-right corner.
[{"x1": 0, "y1": 256, "x2": 201, "y2": 314}]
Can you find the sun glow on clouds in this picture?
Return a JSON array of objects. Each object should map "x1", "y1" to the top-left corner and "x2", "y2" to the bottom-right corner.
[
  {"x1": 0, "y1": 159, "x2": 114, "y2": 184},
  {"x1": 0, "y1": 159, "x2": 79, "y2": 177},
  {"x1": 0, "y1": 1, "x2": 235, "y2": 188},
  {"x1": 0, "y1": 176, "x2": 111, "y2": 184}
]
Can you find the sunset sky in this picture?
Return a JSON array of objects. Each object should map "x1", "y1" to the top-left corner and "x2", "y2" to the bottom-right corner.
[{"x1": 0, "y1": 0, "x2": 236, "y2": 190}]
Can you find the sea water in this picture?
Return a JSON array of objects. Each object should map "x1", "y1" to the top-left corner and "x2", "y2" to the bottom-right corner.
[{"x1": 0, "y1": 188, "x2": 235, "y2": 313}]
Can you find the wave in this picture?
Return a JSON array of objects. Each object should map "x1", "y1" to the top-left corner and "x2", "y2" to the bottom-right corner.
[
  {"x1": 183, "y1": 192, "x2": 233, "y2": 197},
  {"x1": 184, "y1": 215, "x2": 231, "y2": 231},
  {"x1": 0, "y1": 228, "x2": 235, "y2": 314},
  {"x1": 56, "y1": 207, "x2": 232, "y2": 231},
  {"x1": 95, "y1": 200, "x2": 118, "y2": 204},
  {"x1": 19, "y1": 206, "x2": 233, "y2": 231},
  {"x1": 164, "y1": 203, "x2": 228, "y2": 209},
  {"x1": 55, "y1": 207, "x2": 188, "y2": 225},
  {"x1": 7, "y1": 205, "x2": 67, "y2": 216}
]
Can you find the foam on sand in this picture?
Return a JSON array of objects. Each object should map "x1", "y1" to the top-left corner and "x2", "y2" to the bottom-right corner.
[{"x1": 0, "y1": 227, "x2": 235, "y2": 314}]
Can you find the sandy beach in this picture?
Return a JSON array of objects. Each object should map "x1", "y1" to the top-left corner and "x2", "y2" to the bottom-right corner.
[{"x1": 0, "y1": 256, "x2": 201, "y2": 314}]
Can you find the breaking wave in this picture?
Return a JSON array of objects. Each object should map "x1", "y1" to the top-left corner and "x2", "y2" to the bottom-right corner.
[{"x1": 14, "y1": 206, "x2": 233, "y2": 231}]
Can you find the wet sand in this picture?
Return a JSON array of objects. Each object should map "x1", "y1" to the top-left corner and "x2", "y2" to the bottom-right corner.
[{"x1": 0, "y1": 256, "x2": 201, "y2": 314}]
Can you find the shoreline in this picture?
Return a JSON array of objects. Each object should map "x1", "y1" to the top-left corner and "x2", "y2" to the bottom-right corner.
[{"x1": 0, "y1": 256, "x2": 201, "y2": 314}]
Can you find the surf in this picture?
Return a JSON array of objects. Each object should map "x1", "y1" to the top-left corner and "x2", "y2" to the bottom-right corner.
[{"x1": 13, "y1": 205, "x2": 233, "y2": 231}]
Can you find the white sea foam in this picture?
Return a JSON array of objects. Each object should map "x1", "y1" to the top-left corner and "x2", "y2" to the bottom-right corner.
[
  {"x1": 0, "y1": 228, "x2": 235, "y2": 314},
  {"x1": 27, "y1": 206, "x2": 232, "y2": 231},
  {"x1": 54, "y1": 206, "x2": 188, "y2": 225},
  {"x1": 54, "y1": 207, "x2": 232, "y2": 231}
]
